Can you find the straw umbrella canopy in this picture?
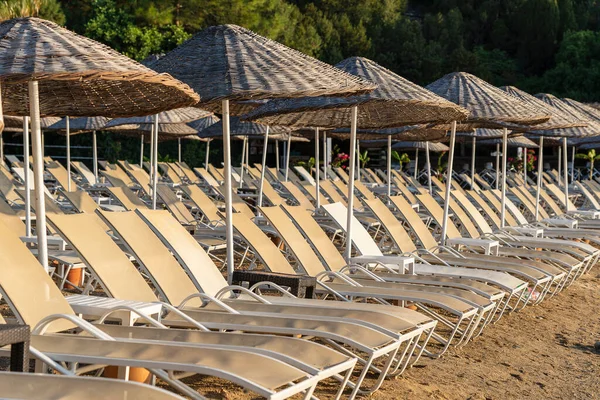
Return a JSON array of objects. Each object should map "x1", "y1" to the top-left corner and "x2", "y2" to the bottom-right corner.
[
  {"x1": 0, "y1": 17, "x2": 199, "y2": 269},
  {"x1": 246, "y1": 57, "x2": 469, "y2": 260},
  {"x1": 152, "y1": 26, "x2": 378, "y2": 281},
  {"x1": 425, "y1": 72, "x2": 551, "y2": 239},
  {"x1": 479, "y1": 136, "x2": 539, "y2": 148}
]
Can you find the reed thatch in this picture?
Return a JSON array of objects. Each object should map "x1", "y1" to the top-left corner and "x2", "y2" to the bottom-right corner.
[
  {"x1": 0, "y1": 17, "x2": 199, "y2": 117},
  {"x1": 47, "y1": 116, "x2": 110, "y2": 134},
  {"x1": 324, "y1": 125, "x2": 447, "y2": 141},
  {"x1": 106, "y1": 107, "x2": 212, "y2": 127},
  {"x1": 479, "y1": 136, "x2": 539, "y2": 149},
  {"x1": 425, "y1": 72, "x2": 551, "y2": 130},
  {"x1": 532, "y1": 94, "x2": 600, "y2": 139},
  {"x1": 151, "y1": 25, "x2": 375, "y2": 114},
  {"x1": 244, "y1": 57, "x2": 469, "y2": 128},
  {"x1": 186, "y1": 115, "x2": 220, "y2": 132},
  {"x1": 500, "y1": 86, "x2": 587, "y2": 132},
  {"x1": 197, "y1": 116, "x2": 290, "y2": 139},
  {"x1": 392, "y1": 141, "x2": 449, "y2": 152}
]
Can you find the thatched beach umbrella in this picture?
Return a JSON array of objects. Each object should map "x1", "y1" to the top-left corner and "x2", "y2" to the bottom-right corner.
[
  {"x1": 247, "y1": 57, "x2": 468, "y2": 260},
  {"x1": 0, "y1": 17, "x2": 198, "y2": 268},
  {"x1": 152, "y1": 26, "x2": 376, "y2": 281},
  {"x1": 426, "y1": 72, "x2": 550, "y2": 239}
]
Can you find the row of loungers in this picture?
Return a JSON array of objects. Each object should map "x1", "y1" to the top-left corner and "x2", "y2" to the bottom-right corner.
[{"x1": 0, "y1": 155, "x2": 598, "y2": 399}]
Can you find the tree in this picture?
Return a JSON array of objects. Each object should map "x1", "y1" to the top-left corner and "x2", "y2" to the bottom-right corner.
[
  {"x1": 0, "y1": 0, "x2": 65, "y2": 23},
  {"x1": 575, "y1": 148, "x2": 600, "y2": 179}
]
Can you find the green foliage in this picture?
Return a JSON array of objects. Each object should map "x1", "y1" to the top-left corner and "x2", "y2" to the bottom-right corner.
[
  {"x1": 575, "y1": 149, "x2": 600, "y2": 179},
  {"x1": 358, "y1": 150, "x2": 370, "y2": 168},
  {"x1": 391, "y1": 151, "x2": 410, "y2": 170},
  {"x1": 295, "y1": 157, "x2": 315, "y2": 171},
  {"x1": 0, "y1": 0, "x2": 65, "y2": 22}
]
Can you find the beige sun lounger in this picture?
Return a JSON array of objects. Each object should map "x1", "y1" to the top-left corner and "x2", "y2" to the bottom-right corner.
[
  {"x1": 0, "y1": 372, "x2": 187, "y2": 400},
  {"x1": 46, "y1": 165, "x2": 77, "y2": 191},
  {"x1": 107, "y1": 186, "x2": 148, "y2": 210},
  {"x1": 71, "y1": 161, "x2": 98, "y2": 186},
  {"x1": 180, "y1": 184, "x2": 223, "y2": 224},
  {"x1": 280, "y1": 181, "x2": 314, "y2": 210},
  {"x1": 0, "y1": 218, "x2": 350, "y2": 400}
]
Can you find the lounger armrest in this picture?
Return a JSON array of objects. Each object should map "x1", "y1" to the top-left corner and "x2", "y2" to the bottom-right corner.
[{"x1": 231, "y1": 270, "x2": 316, "y2": 298}]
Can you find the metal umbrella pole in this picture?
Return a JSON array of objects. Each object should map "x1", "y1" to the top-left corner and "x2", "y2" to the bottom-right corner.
[
  {"x1": 178, "y1": 138, "x2": 182, "y2": 163},
  {"x1": 523, "y1": 147, "x2": 527, "y2": 187},
  {"x1": 314, "y1": 127, "x2": 320, "y2": 208},
  {"x1": 322, "y1": 132, "x2": 327, "y2": 180},
  {"x1": 139, "y1": 135, "x2": 144, "y2": 167},
  {"x1": 414, "y1": 148, "x2": 419, "y2": 179},
  {"x1": 151, "y1": 114, "x2": 159, "y2": 210},
  {"x1": 495, "y1": 143, "x2": 500, "y2": 189},
  {"x1": 257, "y1": 126, "x2": 270, "y2": 208},
  {"x1": 204, "y1": 139, "x2": 210, "y2": 169},
  {"x1": 284, "y1": 134, "x2": 291, "y2": 182},
  {"x1": 440, "y1": 121, "x2": 457, "y2": 245},
  {"x1": 500, "y1": 128, "x2": 508, "y2": 228},
  {"x1": 239, "y1": 136, "x2": 247, "y2": 189},
  {"x1": 344, "y1": 106, "x2": 358, "y2": 261},
  {"x1": 571, "y1": 145, "x2": 575, "y2": 183},
  {"x1": 470, "y1": 136, "x2": 476, "y2": 190},
  {"x1": 149, "y1": 124, "x2": 154, "y2": 194},
  {"x1": 23, "y1": 117, "x2": 31, "y2": 237},
  {"x1": 425, "y1": 141, "x2": 433, "y2": 194},
  {"x1": 535, "y1": 136, "x2": 544, "y2": 220},
  {"x1": 65, "y1": 116, "x2": 71, "y2": 191},
  {"x1": 92, "y1": 130, "x2": 98, "y2": 184},
  {"x1": 275, "y1": 139, "x2": 280, "y2": 173},
  {"x1": 386, "y1": 135, "x2": 392, "y2": 198},
  {"x1": 29, "y1": 81, "x2": 49, "y2": 271},
  {"x1": 356, "y1": 139, "x2": 361, "y2": 181},
  {"x1": 221, "y1": 100, "x2": 234, "y2": 284},
  {"x1": 563, "y1": 137, "x2": 569, "y2": 211},
  {"x1": 557, "y1": 145, "x2": 562, "y2": 186}
]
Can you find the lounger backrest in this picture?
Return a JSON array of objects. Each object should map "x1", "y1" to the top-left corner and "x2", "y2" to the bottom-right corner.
[
  {"x1": 280, "y1": 181, "x2": 314, "y2": 210},
  {"x1": 156, "y1": 185, "x2": 195, "y2": 225},
  {"x1": 300, "y1": 182, "x2": 330, "y2": 204},
  {"x1": 388, "y1": 195, "x2": 438, "y2": 249},
  {"x1": 260, "y1": 206, "x2": 326, "y2": 276},
  {"x1": 321, "y1": 203, "x2": 384, "y2": 257},
  {"x1": 0, "y1": 198, "x2": 25, "y2": 235},
  {"x1": 294, "y1": 166, "x2": 316, "y2": 185},
  {"x1": 16, "y1": 190, "x2": 63, "y2": 215},
  {"x1": 61, "y1": 190, "x2": 99, "y2": 214},
  {"x1": 438, "y1": 193, "x2": 481, "y2": 239},
  {"x1": 479, "y1": 190, "x2": 519, "y2": 226},
  {"x1": 176, "y1": 162, "x2": 199, "y2": 183},
  {"x1": 281, "y1": 205, "x2": 347, "y2": 272},
  {"x1": 254, "y1": 179, "x2": 284, "y2": 206},
  {"x1": 489, "y1": 189, "x2": 528, "y2": 225},
  {"x1": 513, "y1": 186, "x2": 550, "y2": 218},
  {"x1": 0, "y1": 167, "x2": 20, "y2": 203},
  {"x1": 416, "y1": 194, "x2": 462, "y2": 239},
  {"x1": 353, "y1": 180, "x2": 376, "y2": 200},
  {"x1": 546, "y1": 183, "x2": 576, "y2": 209},
  {"x1": 13, "y1": 168, "x2": 52, "y2": 196},
  {"x1": 71, "y1": 161, "x2": 97, "y2": 184},
  {"x1": 194, "y1": 167, "x2": 220, "y2": 187},
  {"x1": 100, "y1": 170, "x2": 129, "y2": 187},
  {"x1": 333, "y1": 167, "x2": 349, "y2": 183},
  {"x1": 467, "y1": 190, "x2": 502, "y2": 229},
  {"x1": 365, "y1": 168, "x2": 384, "y2": 185},
  {"x1": 216, "y1": 185, "x2": 255, "y2": 218},
  {"x1": 575, "y1": 181, "x2": 600, "y2": 209},
  {"x1": 332, "y1": 179, "x2": 363, "y2": 205},
  {"x1": 208, "y1": 165, "x2": 224, "y2": 180},
  {"x1": 0, "y1": 219, "x2": 77, "y2": 333},
  {"x1": 97, "y1": 210, "x2": 201, "y2": 306},
  {"x1": 393, "y1": 178, "x2": 418, "y2": 204},
  {"x1": 47, "y1": 165, "x2": 76, "y2": 190},
  {"x1": 450, "y1": 190, "x2": 494, "y2": 234},
  {"x1": 128, "y1": 168, "x2": 151, "y2": 194},
  {"x1": 135, "y1": 209, "x2": 228, "y2": 297},
  {"x1": 230, "y1": 213, "x2": 297, "y2": 274},
  {"x1": 509, "y1": 187, "x2": 549, "y2": 220},
  {"x1": 363, "y1": 199, "x2": 417, "y2": 253},
  {"x1": 107, "y1": 186, "x2": 147, "y2": 210},
  {"x1": 46, "y1": 213, "x2": 157, "y2": 302},
  {"x1": 538, "y1": 189, "x2": 563, "y2": 216},
  {"x1": 320, "y1": 180, "x2": 347, "y2": 205},
  {"x1": 180, "y1": 185, "x2": 221, "y2": 221}
]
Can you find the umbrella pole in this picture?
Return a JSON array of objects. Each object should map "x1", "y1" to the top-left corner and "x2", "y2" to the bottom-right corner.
[
  {"x1": 563, "y1": 137, "x2": 569, "y2": 211},
  {"x1": 535, "y1": 136, "x2": 544, "y2": 220},
  {"x1": 285, "y1": 134, "x2": 291, "y2": 182},
  {"x1": 345, "y1": 106, "x2": 358, "y2": 261},
  {"x1": 23, "y1": 117, "x2": 31, "y2": 237},
  {"x1": 152, "y1": 115, "x2": 159, "y2": 210},
  {"x1": 322, "y1": 132, "x2": 327, "y2": 180},
  {"x1": 414, "y1": 149, "x2": 419, "y2": 179},
  {"x1": 500, "y1": 128, "x2": 508, "y2": 228},
  {"x1": 239, "y1": 136, "x2": 246, "y2": 189},
  {"x1": 356, "y1": 139, "x2": 361, "y2": 181},
  {"x1": 222, "y1": 100, "x2": 234, "y2": 284},
  {"x1": 426, "y1": 141, "x2": 433, "y2": 195},
  {"x1": 257, "y1": 126, "x2": 270, "y2": 208},
  {"x1": 386, "y1": 135, "x2": 392, "y2": 198},
  {"x1": 66, "y1": 116, "x2": 71, "y2": 191},
  {"x1": 470, "y1": 137, "x2": 476, "y2": 190},
  {"x1": 440, "y1": 121, "x2": 457, "y2": 245},
  {"x1": 149, "y1": 125, "x2": 154, "y2": 193},
  {"x1": 178, "y1": 138, "x2": 182, "y2": 163},
  {"x1": 571, "y1": 145, "x2": 575, "y2": 183},
  {"x1": 41, "y1": 131, "x2": 44, "y2": 159},
  {"x1": 205, "y1": 140, "x2": 210, "y2": 169},
  {"x1": 92, "y1": 130, "x2": 98, "y2": 184},
  {"x1": 275, "y1": 139, "x2": 280, "y2": 173},
  {"x1": 557, "y1": 146, "x2": 562, "y2": 186},
  {"x1": 29, "y1": 81, "x2": 48, "y2": 271},
  {"x1": 0, "y1": 133, "x2": 3, "y2": 164},
  {"x1": 314, "y1": 128, "x2": 320, "y2": 208},
  {"x1": 495, "y1": 143, "x2": 500, "y2": 189},
  {"x1": 139, "y1": 135, "x2": 144, "y2": 168},
  {"x1": 523, "y1": 147, "x2": 527, "y2": 187}
]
